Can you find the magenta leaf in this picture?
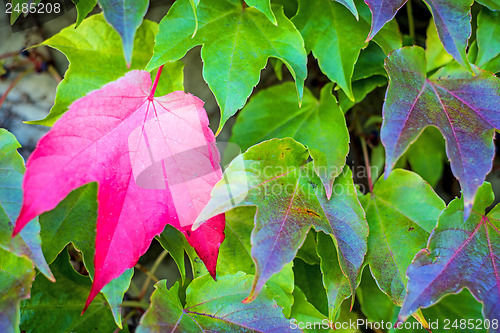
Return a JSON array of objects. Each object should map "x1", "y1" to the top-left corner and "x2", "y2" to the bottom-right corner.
[
  {"x1": 398, "y1": 182, "x2": 500, "y2": 327},
  {"x1": 365, "y1": 0, "x2": 473, "y2": 69},
  {"x1": 381, "y1": 46, "x2": 500, "y2": 218},
  {"x1": 13, "y1": 70, "x2": 225, "y2": 310}
]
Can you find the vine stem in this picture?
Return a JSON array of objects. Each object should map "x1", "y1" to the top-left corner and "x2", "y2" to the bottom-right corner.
[
  {"x1": 138, "y1": 250, "x2": 169, "y2": 300},
  {"x1": 360, "y1": 136, "x2": 374, "y2": 193},
  {"x1": 407, "y1": 0, "x2": 415, "y2": 43},
  {"x1": 148, "y1": 65, "x2": 164, "y2": 100}
]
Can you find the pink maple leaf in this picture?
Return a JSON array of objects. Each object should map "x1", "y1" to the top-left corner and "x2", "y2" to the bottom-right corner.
[{"x1": 13, "y1": 69, "x2": 225, "y2": 311}]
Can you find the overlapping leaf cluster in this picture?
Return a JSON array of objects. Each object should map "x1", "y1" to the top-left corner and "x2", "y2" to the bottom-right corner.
[{"x1": 2, "y1": 0, "x2": 500, "y2": 332}]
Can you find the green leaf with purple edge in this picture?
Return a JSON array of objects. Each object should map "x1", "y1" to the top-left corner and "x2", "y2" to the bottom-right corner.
[
  {"x1": 398, "y1": 182, "x2": 500, "y2": 327},
  {"x1": 381, "y1": 46, "x2": 500, "y2": 219},
  {"x1": 195, "y1": 138, "x2": 368, "y2": 306},
  {"x1": 364, "y1": 0, "x2": 406, "y2": 42},
  {"x1": 359, "y1": 169, "x2": 445, "y2": 306},
  {"x1": 0, "y1": 247, "x2": 35, "y2": 333},
  {"x1": 0, "y1": 129, "x2": 53, "y2": 281},
  {"x1": 97, "y1": 0, "x2": 150, "y2": 65},
  {"x1": 230, "y1": 82, "x2": 349, "y2": 199},
  {"x1": 365, "y1": 0, "x2": 473, "y2": 71},
  {"x1": 136, "y1": 273, "x2": 295, "y2": 333}
]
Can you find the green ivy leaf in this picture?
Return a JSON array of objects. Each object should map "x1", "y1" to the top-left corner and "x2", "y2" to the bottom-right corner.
[
  {"x1": 0, "y1": 248, "x2": 34, "y2": 333},
  {"x1": 230, "y1": 82, "x2": 349, "y2": 198},
  {"x1": 71, "y1": 0, "x2": 97, "y2": 27},
  {"x1": 359, "y1": 169, "x2": 445, "y2": 306},
  {"x1": 290, "y1": 286, "x2": 335, "y2": 333},
  {"x1": 294, "y1": 258, "x2": 329, "y2": 317},
  {"x1": 317, "y1": 232, "x2": 356, "y2": 320},
  {"x1": 338, "y1": 76, "x2": 387, "y2": 112},
  {"x1": 30, "y1": 14, "x2": 183, "y2": 126},
  {"x1": 9, "y1": 0, "x2": 41, "y2": 24},
  {"x1": 476, "y1": 8, "x2": 500, "y2": 69},
  {"x1": 137, "y1": 273, "x2": 294, "y2": 332},
  {"x1": 147, "y1": 0, "x2": 307, "y2": 134},
  {"x1": 335, "y1": 0, "x2": 358, "y2": 19},
  {"x1": 20, "y1": 250, "x2": 116, "y2": 333},
  {"x1": 0, "y1": 129, "x2": 52, "y2": 280},
  {"x1": 196, "y1": 138, "x2": 367, "y2": 306},
  {"x1": 244, "y1": 0, "x2": 276, "y2": 24},
  {"x1": 297, "y1": 230, "x2": 319, "y2": 265},
  {"x1": 292, "y1": 0, "x2": 367, "y2": 100},
  {"x1": 98, "y1": 0, "x2": 149, "y2": 65},
  {"x1": 39, "y1": 184, "x2": 133, "y2": 328}
]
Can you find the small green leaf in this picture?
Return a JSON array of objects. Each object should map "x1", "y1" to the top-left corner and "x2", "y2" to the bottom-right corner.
[
  {"x1": 98, "y1": 0, "x2": 149, "y2": 65},
  {"x1": 476, "y1": 0, "x2": 500, "y2": 11},
  {"x1": 244, "y1": 0, "x2": 277, "y2": 24},
  {"x1": 231, "y1": 82, "x2": 349, "y2": 198},
  {"x1": 71, "y1": 0, "x2": 97, "y2": 27},
  {"x1": 335, "y1": 0, "x2": 358, "y2": 19},
  {"x1": 30, "y1": 14, "x2": 183, "y2": 126},
  {"x1": 9, "y1": 0, "x2": 41, "y2": 24},
  {"x1": 147, "y1": 0, "x2": 307, "y2": 134},
  {"x1": 20, "y1": 250, "x2": 117, "y2": 333},
  {"x1": 476, "y1": 8, "x2": 500, "y2": 68},
  {"x1": 137, "y1": 273, "x2": 294, "y2": 332},
  {"x1": 290, "y1": 286, "x2": 335, "y2": 333},
  {"x1": 297, "y1": 230, "x2": 319, "y2": 265},
  {"x1": 0, "y1": 248, "x2": 34, "y2": 333},
  {"x1": 338, "y1": 76, "x2": 387, "y2": 112}
]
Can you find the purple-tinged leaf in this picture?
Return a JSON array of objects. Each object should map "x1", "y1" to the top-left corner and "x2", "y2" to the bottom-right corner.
[
  {"x1": 381, "y1": 46, "x2": 500, "y2": 218},
  {"x1": 137, "y1": 273, "x2": 295, "y2": 333},
  {"x1": 364, "y1": 0, "x2": 406, "y2": 42},
  {"x1": 365, "y1": 0, "x2": 473, "y2": 70},
  {"x1": 195, "y1": 138, "x2": 368, "y2": 305},
  {"x1": 399, "y1": 182, "x2": 500, "y2": 329}
]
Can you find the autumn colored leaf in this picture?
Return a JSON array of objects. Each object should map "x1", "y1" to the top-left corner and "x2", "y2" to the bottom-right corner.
[
  {"x1": 399, "y1": 182, "x2": 500, "y2": 327},
  {"x1": 365, "y1": 0, "x2": 473, "y2": 70},
  {"x1": 13, "y1": 70, "x2": 225, "y2": 310},
  {"x1": 136, "y1": 273, "x2": 294, "y2": 333},
  {"x1": 29, "y1": 14, "x2": 183, "y2": 126},
  {"x1": 98, "y1": 0, "x2": 149, "y2": 65},
  {"x1": 0, "y1": 129, "x2": 52, "y2": 280},
  {"x1": 381, "y1": 46, "x2": 500, "y2": 218},
  {"x1": 230, "y1": 82, "x2": 349, "y2": 198},
  {"x1": 20, "y1": 250, "x2": 117, "y2": 333},
  {"x1": 359, "y1": 268, "x2": 485, "y2": 333},
  {"x1": 196, "y1": 138, "x2": 367, "y2": 304},
  {"x1": 146, "y1": 0, "x2": 307, "y2": 133},
  {"x1": 359, "y1": 169, "x2": 445, "y2": 305},
  {"x1": 0, "y1": 248, "x2": 34, "y2": 333}
]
